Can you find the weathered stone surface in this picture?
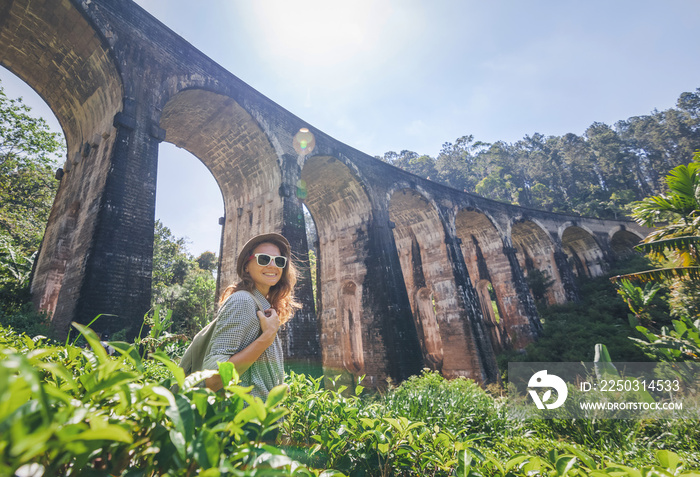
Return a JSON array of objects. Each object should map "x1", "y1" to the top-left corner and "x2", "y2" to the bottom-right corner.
[{"x1": 1, "y1": 0, "x2": 649, "y2": 386}]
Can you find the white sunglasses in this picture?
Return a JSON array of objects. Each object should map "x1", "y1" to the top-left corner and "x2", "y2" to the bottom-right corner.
[{"x1": 249, "y1": 253, "x2": 287, "y2": 268}]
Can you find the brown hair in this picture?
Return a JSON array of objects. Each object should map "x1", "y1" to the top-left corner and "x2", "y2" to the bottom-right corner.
[{"x1": 219, "y1": 237, "x2": 301, "y2": 324}]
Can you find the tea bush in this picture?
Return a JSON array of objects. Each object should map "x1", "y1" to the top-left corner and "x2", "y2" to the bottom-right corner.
[
  {"x1": 378, "y1": 370, "x2": 505, "y2": 437},
  {"x1": 280, "y1": 371, "x2": 700, "y2": 476},
  {"x1": 0, "y1": 323, "x2": 336, "y2": 476},
  {"x1": 2, "y1": 323, "x2": 699, "y2": 476}
]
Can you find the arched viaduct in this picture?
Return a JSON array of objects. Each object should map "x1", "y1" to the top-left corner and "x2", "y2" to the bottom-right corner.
[{"x1": 1, "y1": 0, "x2": 649, "y2": 386}]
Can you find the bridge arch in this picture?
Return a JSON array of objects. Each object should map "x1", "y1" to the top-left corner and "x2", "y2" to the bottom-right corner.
[
  {"x1": 511, "y1": 219, "x2": 566, "y2": 305},
  {"x1": 610, "y1": 227, "x2": 644, "y2": 260},
  {"x1": 159, "y1": 88, "x2": 283, "y2": 291},
  {"x1": 300, "y1": 154, "x2": 372, "y2": 379},
  {"x1": 455, "y1": 208, "x2": 538, "y2": 348},
  {"x1": 0, "y1": 0, "x2": 122, "y2": 147},
  {"x1": 388, "y1": 189, "x2": 486, "y2": 379},
  {"x1": 2, "y1": 0, "x2": 125, "y2": 334},
  {"x1": 560, "y1": 225, "x2": 606, "y2": 278}
]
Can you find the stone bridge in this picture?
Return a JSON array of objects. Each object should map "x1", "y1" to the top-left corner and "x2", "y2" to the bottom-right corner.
[{"x1": 1, "y1": 0, "x2": 648, "y2": 386}]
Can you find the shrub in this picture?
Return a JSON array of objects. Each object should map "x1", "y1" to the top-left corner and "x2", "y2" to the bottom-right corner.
[
  {"x1": 379, "y1": 369, "x2": 505, "y2": 437},
  {"x1": 0, "y1": 323, "x2": 332, "y2": 476}
]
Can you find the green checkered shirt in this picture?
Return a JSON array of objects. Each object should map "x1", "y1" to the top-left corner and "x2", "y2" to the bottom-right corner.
[{"x1": 202, "y1": 289, "x2": 284, "y2": 399}]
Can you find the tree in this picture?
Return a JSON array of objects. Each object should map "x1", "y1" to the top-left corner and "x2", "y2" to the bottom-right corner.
[
  {"x1": 151, "y1": 220, "x2": 218, "y2": 337},
  {"x1": 613, "y1": 152, "x2": 700, "y2": 322},
  {"x1": 0, "y1": 79, "x2": 64, "y2": 325},
  {"x1": 435, "y1": 135, "x2": 485, "y2": 191},
  {"x1": 196, "y1": 251, "x2": 217, "y2": 273},
  {"x1": 0, "y1": 80, "x2": 64, "y2": 254},
  {"x1": 379, "y1": 150, "x2": 437, "y2": 179}
]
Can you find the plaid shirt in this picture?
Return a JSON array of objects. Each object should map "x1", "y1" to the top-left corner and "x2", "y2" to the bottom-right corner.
[{"x1": 202, "y1": 289, "x2": 284, "y2": 399}]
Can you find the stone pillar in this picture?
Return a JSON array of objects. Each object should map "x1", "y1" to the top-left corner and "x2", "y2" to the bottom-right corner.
[
  {"x1": 595, "y1": 232, "x2": 615, "y2": 269},
  {"x1": 70, "y1": 107, "x2": 159, "y2": 340},
  {"x1": 278, "y1": 174, "x2": 322, "y2": 375},
  {"x1": 554, "y1": 250, "x2": 580, "y2": 302},
  {"x1": 502, "y1": 245, "x2": 542, "y2": 339},
  {"x1": 371, "y1": 213, "x2": 424, "y2": 384},
  {"x1": 445, "y1": 235, "x2": 500, "y2": 384}
]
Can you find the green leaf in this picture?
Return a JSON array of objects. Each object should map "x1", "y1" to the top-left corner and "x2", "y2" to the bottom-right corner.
[
  {"x1": 69, "y1": 425, "x2": 133, "y2": 443},
  {"x1": 555, "y1": 456, "x2": 577, "y2": 476},
  {"x1": 505, "y1": 455, "x2": 531, "y2": 471},
  {"x1": 611, "y1": 267, "x2": 700, "y2": 283},
  {"x1": 218, "y1": 361, "x2": 238, "y2": 387},
  {"x1": 165, "y1": 393, "x2": 195, "y2": 445},
  {"x1": 150, "y1": 351, "x2": 185, "y2": 390},
  {"x1": 192, "y1": 428, "x2": 221, "y2": 469},
  {"x1": 71, "y1": 322, "x2": 109, "y2": 364},
  {"x1": 109, "y1": 341, "x2": 144, "y2": 372},
  {"x1": 82, "y1": 371, "x2": 138, "y2": 401},
  {"x1": 266, "y1": 383, "x2": 288, "y2": 408},
  {"x1": 656, "y1": 450, "x2": 681, "y2": 471}
]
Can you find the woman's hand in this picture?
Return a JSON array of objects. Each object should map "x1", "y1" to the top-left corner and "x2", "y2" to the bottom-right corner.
[
  {"x1": 258, "y1": 308, "x2": 280, "y2": 341},
  {"x1": 206, "y1": 307, "x2": 280, "y2": 392}
]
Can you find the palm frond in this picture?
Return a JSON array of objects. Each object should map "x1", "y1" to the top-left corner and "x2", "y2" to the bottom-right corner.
[
  {"x1": 635, "y1": 236, "x2": 700, "y2": 254},
  {"x1": 667, "y1": 162, "x2": 699, "y2": 195},
  {"x1": 610, "y1": 267, "x2": 700, "y2": 284}
]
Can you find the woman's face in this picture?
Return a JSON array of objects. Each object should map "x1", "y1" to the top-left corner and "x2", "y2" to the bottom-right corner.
[{"x1": 245, "y1": 242, "x2": 284, "y2": 295}]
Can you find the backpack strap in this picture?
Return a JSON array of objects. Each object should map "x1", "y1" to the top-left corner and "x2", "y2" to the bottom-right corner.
[{"x1": 245, "y1": 290, "x2": 266, "y2": 313}]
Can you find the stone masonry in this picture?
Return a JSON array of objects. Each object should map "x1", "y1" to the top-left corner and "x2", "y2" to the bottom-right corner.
[{"x1": 1, "y1": 0, "x2": 649, "y2": 386}]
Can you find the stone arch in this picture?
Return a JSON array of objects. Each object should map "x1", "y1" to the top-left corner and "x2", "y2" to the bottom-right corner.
[
  {"x1": 610, "y1": 228, "x2": 643, "y2": 260},
  {"x1": 300, "y1": 155, "x2": 372, "y2": 379},
  {"x1": 159, "y1": 89, "x2": 283, "y2": 291},
  {"x1": 511, "y1": 219, "x2": 566, "y2": 305},
  {"x1": 2, "y1": 0, "x2": 125, "y2": 334},
  {"x1": 0, "y1": 0, "x2": 122, "y2": 148},
  {"x1": 561, "y1": 226, "x2": 606, "y2": 277},
  {"x1": 388, "y1": 189, "x2": 482, "y2": 380},
  {"x1": 455, "y1": 209, "x2": 538, "y2": 348}
]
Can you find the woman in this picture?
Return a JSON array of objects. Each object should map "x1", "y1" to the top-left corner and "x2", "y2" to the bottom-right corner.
[{"x1": 202, "y1": 232, "x2": 300, "y2": 399}]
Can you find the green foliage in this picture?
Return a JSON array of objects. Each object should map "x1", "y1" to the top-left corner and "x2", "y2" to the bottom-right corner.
[
  {"x1": 503, "y1": 265, "x2": 665, "y2": 365},
  {"x1": 612, "y1": 153, "x2": 700, "y2": 362},
  {"x1": 0, "y1": 80, "x2": 64, "y2": 254},
  {"x1": 0, "y1": 79, "x2": 64, "y2": 328},
  {"x1": 631, "y1": 316, "x2": 700, "y2": 362},
  {"x1": 152, "y1": 220, "x2": 218, "y2": 338},
  {"x1": 1, "y1": 323, "x2": 699, "y2": 475},
  {"x1": 0, "y1": 322, "x2": 328, "y2": 476},
  {"x1": 136, "y1": 305, "x2": 188, "y2": 359},
  {"x1": 526, "y1": 268, "x2": 555, "y2": 305},
  {"x1": 280, "y1": 370, "x2": 700, "y2": 476},
  {"x1": 613, "y1": 154, "x2": 700, "y2": 304},
  {"x1": 196, "y1": 251, "x2": 217, "y2": 272},
  {"x1": 616, "y1": 279, "x2": 662, "y2": 327},
  {"x1": 0, "y1": 302, "x2": 52, "y2": 339},
  {"x1": 381, "y1": 89, "x2": 700, "y2": 219},
  {"x1": 379, "y1": 369, "x2": 504, "y2": 436}
]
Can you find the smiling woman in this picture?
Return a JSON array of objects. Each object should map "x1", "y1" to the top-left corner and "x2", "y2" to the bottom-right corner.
[{"x1": 202, "y1": 232, "x2": 301, "y2": 399}]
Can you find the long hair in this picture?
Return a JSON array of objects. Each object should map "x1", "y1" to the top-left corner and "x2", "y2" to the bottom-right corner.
[{"x1": 219, "y1": 240, "x2": 301, "y2": 324}]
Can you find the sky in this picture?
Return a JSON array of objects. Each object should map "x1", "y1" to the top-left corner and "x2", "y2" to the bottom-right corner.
[{"x1": 2, "y1": 1, "x2": 700, "y2": 256}]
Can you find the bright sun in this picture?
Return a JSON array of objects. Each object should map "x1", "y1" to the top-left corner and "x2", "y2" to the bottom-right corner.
[{"x1": 247, "y1": 0, "x2": 395, "y2": 70}]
